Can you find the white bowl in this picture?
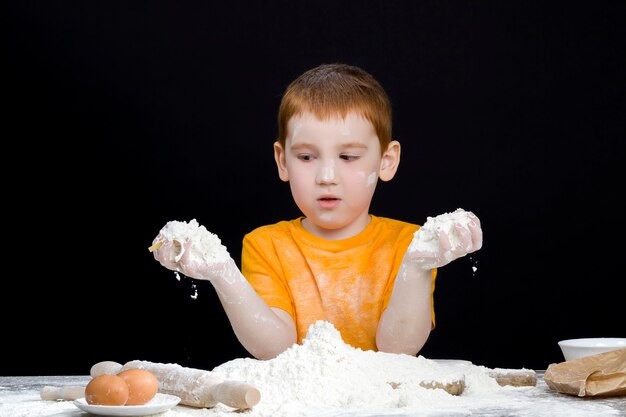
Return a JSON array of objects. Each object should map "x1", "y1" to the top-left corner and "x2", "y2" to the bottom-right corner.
[{"x1": 558, "y1": 338, "x2": 626, "y2": 361}]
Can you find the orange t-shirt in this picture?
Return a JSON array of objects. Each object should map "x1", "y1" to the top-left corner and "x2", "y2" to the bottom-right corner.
[{"x1": 241, "y1": 215, "x2": 437, "y2": 351}]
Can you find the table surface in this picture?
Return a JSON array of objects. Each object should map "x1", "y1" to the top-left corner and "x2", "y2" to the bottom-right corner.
[{"x1": 1, "y1": 373, "x2": 625, "y2": 416}]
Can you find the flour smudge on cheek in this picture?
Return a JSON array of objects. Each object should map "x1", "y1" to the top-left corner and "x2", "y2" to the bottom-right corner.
[
  {"x1": 367, "y1": 171, "x2": 377, "y2": 187},
  {"x1": 356, "y1": 171, "x2": 378, "y2": 188}
]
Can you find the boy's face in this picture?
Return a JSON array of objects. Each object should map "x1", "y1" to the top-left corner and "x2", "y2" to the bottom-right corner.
[{"x1": 274, "y1": 111, "x2": 399, "y2": 239}]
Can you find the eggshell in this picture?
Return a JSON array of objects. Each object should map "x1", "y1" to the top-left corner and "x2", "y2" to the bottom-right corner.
[
  {"x1": 90, "y1": 360, "x2": 123, "y2": 378},
  {"x1": 85, "y1": 374, "x2": 129, "y2": 406},
  {"x1": 117, "y1": 369, "x2": 159, "y2": 405}
]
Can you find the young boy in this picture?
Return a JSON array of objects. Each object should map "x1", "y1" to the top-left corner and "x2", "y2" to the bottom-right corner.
[{"x1": 153, "y1": 63, "x2": 482, "y2": 360}]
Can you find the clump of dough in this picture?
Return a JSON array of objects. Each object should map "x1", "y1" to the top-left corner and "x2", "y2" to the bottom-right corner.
[{"x1": 157, "y1": 219, "x2": 230, "y2": 264}]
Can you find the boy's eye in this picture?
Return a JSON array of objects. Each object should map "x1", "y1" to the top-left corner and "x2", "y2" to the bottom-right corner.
[
  {"x1": 340, "y1": 154, "x2": 359, "y2": 161},
  {"x1": 298, "y1": 154, "x2": 315, "y2": 161}
]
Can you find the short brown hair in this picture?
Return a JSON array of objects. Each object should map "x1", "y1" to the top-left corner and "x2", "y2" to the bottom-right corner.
[{"x1": 277, "y1": 63, "x2": 392, "y2": 153}]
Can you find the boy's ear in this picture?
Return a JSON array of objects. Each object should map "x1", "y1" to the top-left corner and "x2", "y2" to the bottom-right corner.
[
  {"x1": 274, "y1": 141, "x2": 289, "y2": 182},
  {"x1": 379, "y1": 140, "x2": 401, "y2": 182}
]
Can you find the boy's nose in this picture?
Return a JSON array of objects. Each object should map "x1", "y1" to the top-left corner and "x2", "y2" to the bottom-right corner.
[{"x1": 316, "y1": 160, "x2": 337, "y2": 184}]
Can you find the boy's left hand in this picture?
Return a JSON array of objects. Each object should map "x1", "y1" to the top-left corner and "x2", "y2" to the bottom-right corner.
[{"x1": 406, "y1": 210, "x2": 483, "y2": 270}]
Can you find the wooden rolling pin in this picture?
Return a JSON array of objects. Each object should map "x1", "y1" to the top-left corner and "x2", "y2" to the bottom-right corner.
[
  {"x1": 40, "y1": 385, "x2": 85, "y2": 401},
  {"x1": 122, "y1": 360, "x2": 261, "y2": 409},
  {"x1": 486, "y1": 367, "x2": 537, "y2": 387}
]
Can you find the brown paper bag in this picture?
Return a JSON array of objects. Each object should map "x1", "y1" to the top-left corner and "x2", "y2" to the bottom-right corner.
[{"x1": 544, "y1": 348, "x2": 626, "y2": 397}]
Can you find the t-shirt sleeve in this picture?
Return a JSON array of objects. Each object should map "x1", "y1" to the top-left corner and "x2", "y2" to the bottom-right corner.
[{"x1": 241, "y1": 231, "x2": 295, "y2": 318}]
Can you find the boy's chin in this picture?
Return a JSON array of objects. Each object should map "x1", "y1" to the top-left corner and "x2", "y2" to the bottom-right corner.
[{"x1": 302, "y1": 215, "x2": 370, "y2": 239}]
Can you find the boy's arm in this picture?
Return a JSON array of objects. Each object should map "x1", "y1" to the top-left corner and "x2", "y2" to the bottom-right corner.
[
  {"x1": 207, "y1": 258, "x2": 297, "y2": 360},
  {"x1": 377, "y1": 209, "x2": 482, "y2": 355},
  {"x1": 376, "y1": 262, "x2": 434, "y2": 355},
  {"x1": 153, "y1": 242, "x2": 296, "y2": 360}
]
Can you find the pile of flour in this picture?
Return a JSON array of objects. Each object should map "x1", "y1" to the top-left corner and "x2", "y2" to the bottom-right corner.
[
  {"x1": 158, "y1": 320, "x2": 620, "y2": 417},
  {"x1": 157, "y1": 219, "x2": 229, "y2": 264},
  {"x1": 408, "y1": 209, "x2": 473, "y2": 254},
  {"x1": 210, "y1": 321, "x2": 468, "y2": 415}
]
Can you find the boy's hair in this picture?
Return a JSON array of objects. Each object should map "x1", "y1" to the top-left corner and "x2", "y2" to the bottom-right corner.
[{"x1": 277, "y1": 63, "x2": 392, "y2": 153}]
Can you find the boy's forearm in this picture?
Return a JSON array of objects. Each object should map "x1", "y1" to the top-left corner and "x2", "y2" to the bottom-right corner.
[
  {"x1": 376, "y1": 260, "x2": 432, "y2": 355},
  {"x1": 209, "y1": 258, "x2": 297, "y2": 359}
]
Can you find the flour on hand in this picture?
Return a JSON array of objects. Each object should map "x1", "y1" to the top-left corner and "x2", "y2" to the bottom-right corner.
[
  {"x1": 157, "y1": 219, "x2": 229, "y2": 264},
  {"x1": 408, "y1": 209, "x2": 473, "y2": 254}
]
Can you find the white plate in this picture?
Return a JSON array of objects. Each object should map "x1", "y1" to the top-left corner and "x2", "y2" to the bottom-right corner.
[{"x1": 73, "y1": 393, "x2": 181, "y2": 416}]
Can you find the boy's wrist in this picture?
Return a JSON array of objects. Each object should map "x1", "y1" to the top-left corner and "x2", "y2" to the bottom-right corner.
[{"x1": 206, "y1": 257, "x2": 245, "y2": 285}]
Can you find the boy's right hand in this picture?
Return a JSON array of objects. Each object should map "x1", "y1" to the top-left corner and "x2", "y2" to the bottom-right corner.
[{"x1": 152, "y1": 238, "x2": 234, "y2": 281}]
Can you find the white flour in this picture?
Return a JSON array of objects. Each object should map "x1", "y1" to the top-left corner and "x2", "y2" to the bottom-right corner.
[
  {"x1": 1, "y1": 322, "x2": 621, "y2": 417},
  {"x1": 409, "y1": 210, "x2": 473, "y2": 254},
  {"x1": 166, "y1": 321, "x2": 620, "y2": 417},
  {"x1": 209, "y1": 321, "x2": 465, "y2": 415},
  {"x1": 157, "y1": 219, "x2": 229, "y2": 264}
]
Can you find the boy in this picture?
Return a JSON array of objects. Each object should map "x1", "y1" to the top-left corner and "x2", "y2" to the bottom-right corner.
[{"x1": 153, "y1": 63, "x2": 482, "y2": 359}]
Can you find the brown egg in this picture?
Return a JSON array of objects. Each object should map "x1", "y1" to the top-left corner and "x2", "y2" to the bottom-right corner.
[
  {"x1": 85, "y1": 374, "x2": 129, "y2": 406},
  {"x1": 117, "y1": 369, "x2": 159, "y2": 405}
]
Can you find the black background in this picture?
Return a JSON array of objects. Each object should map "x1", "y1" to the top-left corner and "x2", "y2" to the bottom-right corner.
[{"x1": 4, "y1": 1, "x2": 624, "y2": 376}]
